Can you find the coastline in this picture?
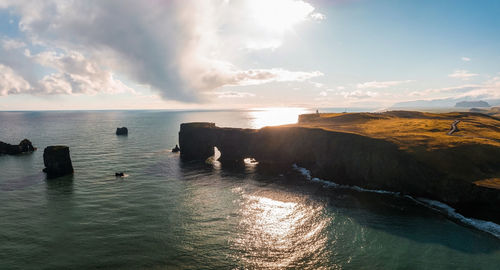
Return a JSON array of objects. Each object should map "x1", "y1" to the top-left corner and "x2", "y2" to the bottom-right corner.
[
  {"x1": 178, "y1": 110, "x2": 500, "y2": 225},
  {"x1": 292, "y1": 164, "x2": 500, "y2": 239}
]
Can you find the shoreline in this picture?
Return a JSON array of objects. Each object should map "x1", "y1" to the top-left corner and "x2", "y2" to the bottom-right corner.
[
  {"x1": 178, "y1": 110, "x2": 500, "y2": 225},
  {"x1": 292, "y1": 164, "x2": 500, "y2": 239}
]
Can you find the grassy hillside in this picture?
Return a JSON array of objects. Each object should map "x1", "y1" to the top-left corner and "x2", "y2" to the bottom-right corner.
[
  {"x1": 298, "y1": 110, "x2": 500, "y2": 149},
  {"x1": 296, "y1": 110, "x2": 500, "y2": 189}
]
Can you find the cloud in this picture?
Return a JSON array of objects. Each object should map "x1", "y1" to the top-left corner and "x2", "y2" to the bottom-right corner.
[
  {"x1": 356, "y1": 80, "x2": 414, "y2": 89},
  {"x1": 461, "y1": 57, "x2": 471, "y2": 62},
  {"x1": 409, "y1": 76, "x2": 500, "y2": 100},
  {"x1": 0, "y1": 0, "x2": 324, "y2": 101},
  {"x1": 319, "y1": 91, "x2": 328, "y2": 96},
  {"x1": 0, "y1": 45, "x2": 133, "y2": 96},
  {"x1": 202, "y1": 66, "x2": 322, "y2": 88},
  {"x1": 341, "y1": 90, "x2": 378, "y2": 99},
  {"x1": 2, "y1": 38, "x2": 26, "y2": 50},
  {"x1": 213, "y1": 91, "x2": 256, "y2": 98},
  {"x1": 448, "y1": 69, "x2": 478, "y2": 80},
  {"x1": 0, "y1": 64, "x2": 31, "y2": 95},
  {"x1": 311, "y1": 82, "x2": 324, "y2": 88},
  {"x1": 310, "y1": 12, "x2": 326, "y2": 21}
]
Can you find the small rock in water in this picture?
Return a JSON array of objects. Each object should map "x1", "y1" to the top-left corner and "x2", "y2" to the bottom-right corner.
[
  {"x1": 116, "y1": 127, "x2": 128, "y2": 136},
  {"x1": 43, "y1": 146, "x2": 74, "y2": 178},
  {"x1": 172, "y1": 144, "x2": 180, "y2": 153},
  {"x1": 115, "y1": 172, "x2": 125, "y2": 177}
]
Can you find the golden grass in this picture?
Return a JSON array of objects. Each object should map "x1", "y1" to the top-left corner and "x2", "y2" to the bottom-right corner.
[
  {"x1": 296, "y1": 110, "x2": 500, "y2": 151},
  {"x1": 474, "y1": 178, "x2": 500, "y2": 190}
]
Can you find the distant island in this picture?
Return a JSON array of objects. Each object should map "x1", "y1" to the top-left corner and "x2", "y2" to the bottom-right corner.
[
  {"x1": 179, "y1": 108, "x2": 500, "y2": 223},
  {"x1": 455, "y1": 100, "x2": 490, "y2": 107}
]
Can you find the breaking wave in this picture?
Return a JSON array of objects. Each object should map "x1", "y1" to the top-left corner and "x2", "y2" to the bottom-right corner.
[{"x1": 292, "y1": 164, "x2": 500, "y2": 239}]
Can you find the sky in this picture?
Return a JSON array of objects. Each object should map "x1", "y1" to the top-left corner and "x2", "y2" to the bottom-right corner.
[{"x1": 0, "y1": 0, "x2": 499, "y2": 110}]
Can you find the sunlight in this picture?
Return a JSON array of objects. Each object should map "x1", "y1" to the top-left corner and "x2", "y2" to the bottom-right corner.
[
  {"x1": 245, "y1": 0, "x2": 315, "y2": 33},
  {"x1": 248, "y1": 107, "x2": 311, "y2": 129},
  {"x1": 232, "y1": 192, "x2": 330, "y2": 268}
]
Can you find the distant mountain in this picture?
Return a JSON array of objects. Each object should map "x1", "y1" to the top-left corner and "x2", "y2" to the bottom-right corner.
[
  {"x1": 470, "y1": 107, "x2": 500, "y2": 117},
  {"x1": 391, "y1": 98, "x2": 458, "y2": 108},
  {"x1": 391, "y1": 97, "x2": 499, "y2": 109},
  {"x1": 455, "y1": 100, "x2": 490, "y2": 107}
]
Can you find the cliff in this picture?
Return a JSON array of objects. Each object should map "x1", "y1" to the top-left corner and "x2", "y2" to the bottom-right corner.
[{"x1": 178, "y1": 111, "x2": 500, "y2": 223}]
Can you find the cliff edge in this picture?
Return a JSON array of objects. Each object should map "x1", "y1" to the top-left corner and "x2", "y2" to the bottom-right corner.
[{"x1": 178, "y1": 111, "x2": 500, "y2": 223}]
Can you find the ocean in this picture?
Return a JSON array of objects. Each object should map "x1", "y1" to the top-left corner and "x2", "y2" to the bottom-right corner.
[{"x1": 1, "y1": 110, "x2": 499, "y2": 269}]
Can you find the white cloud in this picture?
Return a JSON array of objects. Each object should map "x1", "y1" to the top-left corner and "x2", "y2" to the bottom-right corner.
[
  {"x1": 461, "y1": 57, "x2": 471, "y2": 62},
  {"x1": 213, "y1": 91, "x2": 255, "y2": 98},
  {"x1": 448, "y1": 69, "x2": 478, "y2": 80},
  {"x1": 0, "y1": 46, "x2": 133, "y2": 95},
  {"x1": 2, "y1": 39, "x2": 26, "y2": 50},
  {"x1": 311, "y1": 82, "x2": 324, "y2": 88},
  {"x1": 310, "y1": 12, "x2": 326, "y2": 21},
  {"x1": 341, "y1": 90, "x2": 379, "y2": 99},
  {"x1": 357, "y1": 80, "x2": 414, "y2": 89},
  {"x1": 0, "y1": 0, "x2": 324, "y2": 101},
  {"x1": 0, "y1": 64, "x2": 31, "y2": 95},
  {"x1": 319, "y1": 91, "x2": 327, "y2": 97},
  {"x1": 409, "y1": 76, "x2": 500, "y2": 100}
]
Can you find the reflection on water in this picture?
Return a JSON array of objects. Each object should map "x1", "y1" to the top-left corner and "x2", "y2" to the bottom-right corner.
[
  {"x1": 232, "y1": 190, "x2": 332, "y2": 269},
  {"x1": 248, "y1": 107, "x2": 311, "y2": 129}
]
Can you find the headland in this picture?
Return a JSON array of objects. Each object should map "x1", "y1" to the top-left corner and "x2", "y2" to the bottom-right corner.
[{"x1": 178, "y1": 109, "x2": 500, "y2": 223}]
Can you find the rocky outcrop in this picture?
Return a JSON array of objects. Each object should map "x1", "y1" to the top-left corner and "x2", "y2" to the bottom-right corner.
[
  {"x1": 0, "y1": 139, "x2": 36, "y2": 155},
  {"x1": 172, "y1": 144, "x2": 180, "y2": 153},
  {"x1": 178, "y1": 122, "x2": 500, "y2": 223},
  {"x1": 42, "y1": 146, "x2": 74, "y2": 178},
  {"x1": 116, "y1": 127, "x2": 128, "y2": 136}
]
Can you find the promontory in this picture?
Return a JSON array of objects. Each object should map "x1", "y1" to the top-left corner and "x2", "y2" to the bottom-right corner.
[{"x1": 178, "y1": 109, "x2": 500, "y2": 223}]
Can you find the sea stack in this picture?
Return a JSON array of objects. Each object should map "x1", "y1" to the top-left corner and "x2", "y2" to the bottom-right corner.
[
  {"x1": 43, "y1": 146, "x2": 74, "y2": 178},
  {"x1": 116, "y1": 127, "x2": 128, "y2": 136},
  {"x1": 0, "y1": 139, "x2": 36, "y2": 155}
]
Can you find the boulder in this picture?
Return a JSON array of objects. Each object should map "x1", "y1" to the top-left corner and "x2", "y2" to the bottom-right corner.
[
  {"x1": 43, "y1": 146, "x2": 74, "y2": 178},
  {"x1": 0, "y1": 139, "x2": 36, "y2": 155},
  {"x1": 116, "y1": 127, "x2": 128, "y2": 136},
  {"x1": 172, "y1": 144, "x2": 180, "y2": 153}
]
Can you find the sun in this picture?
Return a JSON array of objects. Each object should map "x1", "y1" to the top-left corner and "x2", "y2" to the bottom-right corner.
[{"x1": 245, "y1": 0, "x2": 315, "y2": 33}]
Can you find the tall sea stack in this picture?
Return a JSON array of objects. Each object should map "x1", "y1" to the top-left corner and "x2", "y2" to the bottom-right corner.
[{"x1": 43, "y1": 146, "x2": 74, "y2": 178}]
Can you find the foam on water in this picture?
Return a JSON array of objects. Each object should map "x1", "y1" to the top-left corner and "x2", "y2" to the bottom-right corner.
[
  {"x1": 292, "y1": 164, "x2": 500, "y2": 239},
  {"x1": 413, "y1": 198, "x2": 500, "y2": 239},
  {"x1": 292, "y1": 164, "x2": 399, "y2": 195}
]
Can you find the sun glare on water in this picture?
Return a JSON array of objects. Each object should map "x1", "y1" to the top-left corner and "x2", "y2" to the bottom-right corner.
[
  {"x1": 248, "y1": 107, "x2": 310, "y2": 129},
  {"x1": 231, "y1": 191, "x2": 331, "y2": 268}
]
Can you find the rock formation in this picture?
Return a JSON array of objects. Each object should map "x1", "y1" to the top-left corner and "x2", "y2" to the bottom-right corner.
[
  {"x1": 0, "y1": 139, "x2": 36, "y2": 155},
  {"x1": 42, "y1": 146, "x2": 74, "y2": 178},
  {"x1": 178, "y1": 122, "x2": 500, "y2": 223},
  {"x1": 116, "y1": 127, "x2": 128, "y2": 136},
  {"x1": 172, "y1": 144, "x2": 180, "y2": 153}
]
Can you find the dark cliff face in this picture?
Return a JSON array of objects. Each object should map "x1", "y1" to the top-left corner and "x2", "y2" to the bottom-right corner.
[{"x1": 178, "y1": 122, "x2": 500, "y2": 222}]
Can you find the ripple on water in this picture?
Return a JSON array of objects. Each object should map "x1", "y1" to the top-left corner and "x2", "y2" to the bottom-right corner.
[{"x1": 230, "y1": 189, "x2": 333, "y2": 269}]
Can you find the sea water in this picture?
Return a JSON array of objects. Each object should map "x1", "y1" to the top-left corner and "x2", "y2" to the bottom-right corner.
[{"x1": 0, "y1": 110, "x2": 499, "y2": 269}]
